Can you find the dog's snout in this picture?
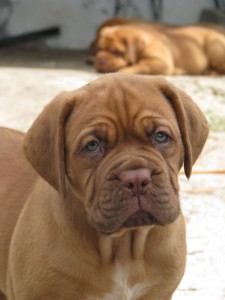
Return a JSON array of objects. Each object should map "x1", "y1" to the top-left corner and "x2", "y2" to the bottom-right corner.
[
  {"x1": 97, "y1": 57, "x2": 106, "y2": 66},
  {"x1": 119, "y1": 168, "x2": 151, "y2": 195},
  {"x1": 95, "y1": 56, "x2": 107, "y2": 71}
]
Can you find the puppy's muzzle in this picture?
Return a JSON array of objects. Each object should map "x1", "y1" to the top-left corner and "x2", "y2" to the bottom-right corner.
[
  {"x1": 119, "y1": 168, "x2": 151, "y2": 197},
  {"x1": 119, "y1": 168, "x2": 159, "y2": 228}
]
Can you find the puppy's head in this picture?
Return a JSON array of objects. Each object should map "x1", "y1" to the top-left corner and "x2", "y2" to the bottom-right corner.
[
  {"x1": 93, "y1": 26, "x2": 147, "y2": 73},
  {"x1": 24, "y1": 74, "x2": 208, "y2": 234}
]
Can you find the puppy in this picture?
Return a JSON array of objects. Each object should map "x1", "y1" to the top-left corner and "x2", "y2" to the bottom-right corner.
[
  {"x1": 89, "y1": 17, "x2": 168, "y2": 56},
  {"x1": 91, "y1": 18, "x2": 225, "y2": 75},
  {"x1": 0, "y1": 74, "x2": 209, "y2": 300}
]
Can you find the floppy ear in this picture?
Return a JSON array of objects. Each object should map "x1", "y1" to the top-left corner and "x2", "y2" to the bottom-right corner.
[
  {"x1": 125, "y1": 36, "x2": 144, "y2": 64},
  {"x1": 23, "y1": 91, "x2": 76, "y2": 196},
  {"x1": 124, "y1": 31, "x2": 147, "y2": 65},
  {"x1": 125, "y1": 36, "x2": 137, "y2": 64},
  {"x1": 156, "y1": 78, "x2": 209, "y2": 178}
]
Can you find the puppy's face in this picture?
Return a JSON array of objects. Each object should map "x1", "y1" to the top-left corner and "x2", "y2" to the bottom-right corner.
[
  {"x1": 65, "y1": 83, "x2": 182, "y2": 234},
  {"x1": 94, "y1": 27, "x2": 145, "y2": 73},
  {"x1": 24, "y1": 75, "x2": 209, "y2": 235}
]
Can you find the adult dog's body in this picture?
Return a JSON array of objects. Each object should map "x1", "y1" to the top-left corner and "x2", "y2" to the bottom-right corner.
[
  {"x1": 0, "y1": 75, "x2": 208, "y2": 300},
  {"x1": 91, "y1": 17, "x2": 225, "y2": 75}
]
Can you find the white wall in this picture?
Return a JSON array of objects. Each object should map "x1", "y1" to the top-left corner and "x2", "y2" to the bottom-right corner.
[{"x1": 5, "y1": 0, "x2": 214, "y2": 49}]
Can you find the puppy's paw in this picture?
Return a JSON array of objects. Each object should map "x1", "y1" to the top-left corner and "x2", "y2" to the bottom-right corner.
[
  {"x1": 174, "y1": 68, "x2": 187, "y2": 75},
  {"x1": 118, "y1": 66, "x2": 137, "y2": 74}
]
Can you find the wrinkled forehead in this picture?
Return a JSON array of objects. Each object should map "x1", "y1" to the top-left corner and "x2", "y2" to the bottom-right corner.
[
  {"x1": 100, "y1": 26, "x2": 119, "y2": 36},
  {"x1": 85, "y1": 75, "x2": 176, "y2": 115},
  {"x1": 97, "y1": 31, "x2": 124, "y2": 51},
  {"x1": 67, "y1": 75, "x2": 179, "y2": 137}
]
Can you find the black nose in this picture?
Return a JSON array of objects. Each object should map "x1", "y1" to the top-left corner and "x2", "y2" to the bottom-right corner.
[{"x1": 119, "y1": 168, "x2": 151, "y2": 196}]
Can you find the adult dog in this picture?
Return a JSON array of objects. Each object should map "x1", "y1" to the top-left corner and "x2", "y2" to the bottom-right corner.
[
  {"x1": 0, "y1": 74, "x2": 208, "y2": 300},
  {"x1": 91, "y1": 17, "x2": 225, "y2": 75}
]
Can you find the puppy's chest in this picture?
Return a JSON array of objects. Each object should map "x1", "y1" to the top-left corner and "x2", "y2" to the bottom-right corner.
[{"x1": 89, "y1": 263, "x2": 152, "y2": 300}]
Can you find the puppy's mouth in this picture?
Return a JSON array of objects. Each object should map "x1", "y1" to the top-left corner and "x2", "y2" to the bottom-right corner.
[
  {"x1": 94, "y1": 209, "x2": 159, "y2": 235},
  {"x1": 123, "y1": 209, "x2": 159, "y2": 228}
]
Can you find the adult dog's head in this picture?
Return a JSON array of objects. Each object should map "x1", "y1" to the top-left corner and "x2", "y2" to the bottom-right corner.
[
  {"x1": 24, "y1": 74, "x2": 208, "y2": 235},
  {"x1": 93, "y1": 26, "x2": 149, "y2": 73}
]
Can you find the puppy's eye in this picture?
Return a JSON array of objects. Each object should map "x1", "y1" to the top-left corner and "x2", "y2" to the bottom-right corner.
[
  {"x1": 155, "y1": 132, "x2": 169, "y2": 143},
  {"x1": 85, "y1": 140, "x2": 99, "y2": 152}
]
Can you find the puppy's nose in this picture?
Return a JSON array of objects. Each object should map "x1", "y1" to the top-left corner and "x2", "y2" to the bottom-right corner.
[
  {"x1": 95, "y1": 57, "x2": 107, "y2": 71},
  {"x1": 97, "y1": 57, "x2": 105, "y2": 66},
  {"x1": 119, "y1": 168, "x2": 151, "y2": 196}
]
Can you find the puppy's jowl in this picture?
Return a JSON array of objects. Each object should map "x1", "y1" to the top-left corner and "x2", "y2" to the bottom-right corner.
[{"x1": 0, "y1": 74, "x2": 208, "y2": 300}]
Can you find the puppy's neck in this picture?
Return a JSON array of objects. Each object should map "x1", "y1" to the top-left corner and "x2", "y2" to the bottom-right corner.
[
  {"x1": 98, "y1": 226, "x2": 152, "y2": 265},
  {"x1": 51, "y1": 185, "x2": 153, "y2": 265}
]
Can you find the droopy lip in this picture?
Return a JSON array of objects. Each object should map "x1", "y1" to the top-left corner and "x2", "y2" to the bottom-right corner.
[
  {"x1": 123, "y1": 209, "x2": 159, "y2": 228},
  {"x1": 96, "y1": 209, "x2": 160, "y2": 235}
]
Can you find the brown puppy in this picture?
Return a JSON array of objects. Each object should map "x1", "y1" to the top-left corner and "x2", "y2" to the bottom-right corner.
[
  {"x1": 89, "y1": 17, "x2": 169, "y2": 56},
  {"x1": 92, "y1": 18, "x2": 225, "y2": 75},
  {"x1": 0, "y1": 74, "x2": 208, "y2": 300}
]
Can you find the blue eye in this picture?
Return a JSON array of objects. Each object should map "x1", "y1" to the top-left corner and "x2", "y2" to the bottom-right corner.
[
  {"x1": 155, "y1": 132, "x2": 168, "y2": 143},
  {"x1": 86, "y1": 141, "x2": 99, "y2": 152}
]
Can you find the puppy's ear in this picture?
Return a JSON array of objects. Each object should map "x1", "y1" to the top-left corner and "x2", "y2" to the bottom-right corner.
[
  {"x1": 125, "y1": 36, "x2": 137, "y2": 64},
  {"x1": 125, "y1": 34, "x2": 146, "y2": 64},
  {"x1": 23, "y1": 92, "x2": 76, "y2": 196},
  {"x1": 125, "y1": 36, "x2": 144, "y2": 64},
  {"x1": 157, "y1": 78, "x2": 209, "y2": 178}
]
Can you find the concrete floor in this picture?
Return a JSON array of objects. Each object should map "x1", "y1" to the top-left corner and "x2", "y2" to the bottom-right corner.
[{"x1": 0, "y1": 46, "x2": 225, "y2": 300}]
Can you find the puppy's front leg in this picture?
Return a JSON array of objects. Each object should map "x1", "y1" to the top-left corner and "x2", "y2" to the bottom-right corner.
[{"x1": 118, "y1": 58, "x2": 175, "y2": 75}]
